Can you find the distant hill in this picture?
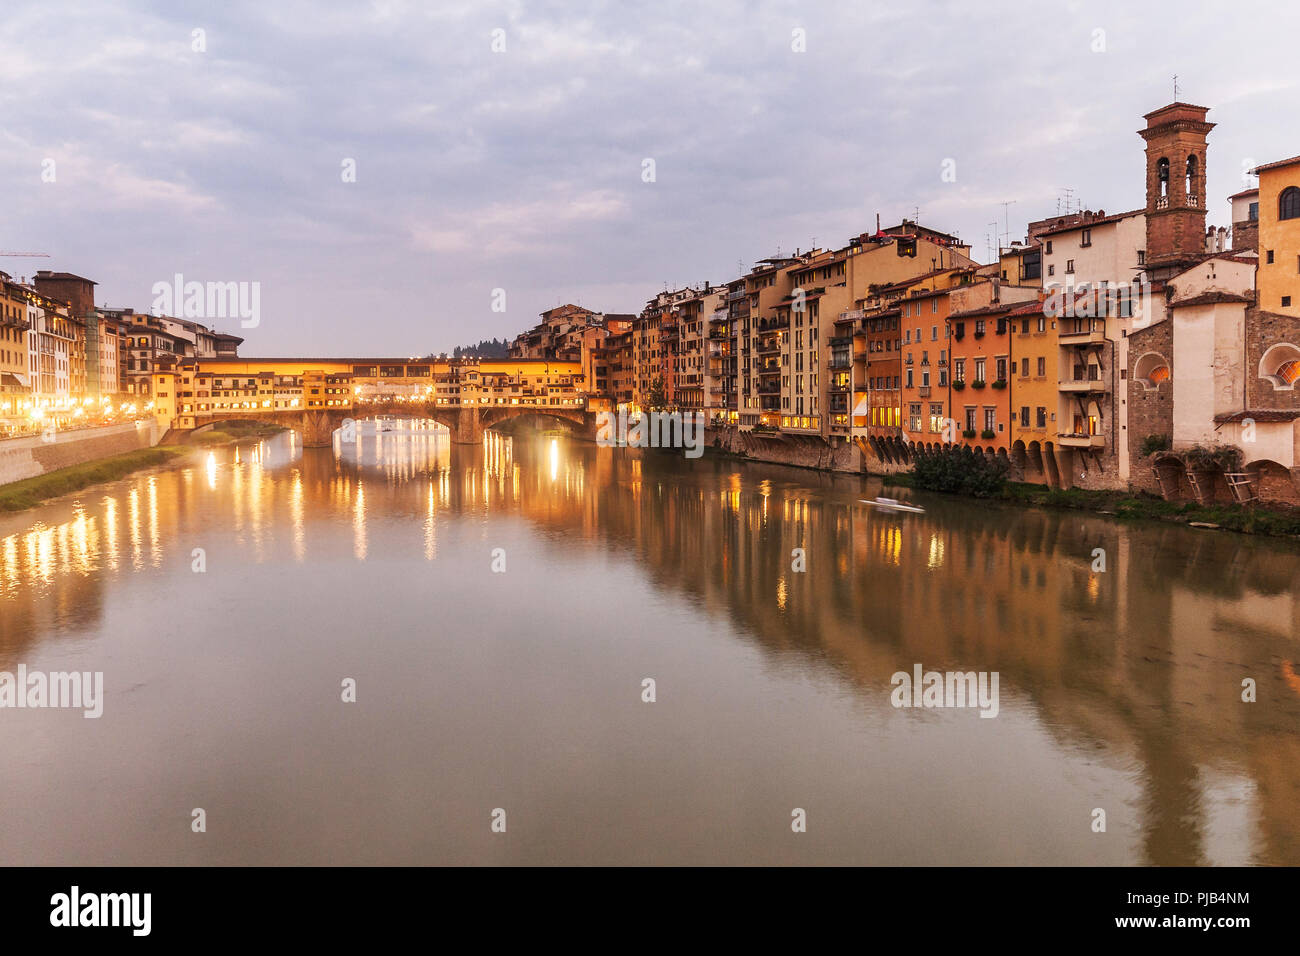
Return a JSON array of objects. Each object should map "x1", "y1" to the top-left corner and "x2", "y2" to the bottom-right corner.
[{"x1": 426, "y1": 337, "x2": 510, "y2": 359}]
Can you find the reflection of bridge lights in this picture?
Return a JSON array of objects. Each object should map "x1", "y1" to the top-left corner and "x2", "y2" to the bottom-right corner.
[{"x1": 549, "y1": 438, "x2": 559, "y2": 482}]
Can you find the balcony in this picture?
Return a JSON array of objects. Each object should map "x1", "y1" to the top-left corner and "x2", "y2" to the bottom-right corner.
[
  {"x1": 1059, "y1": 328, "x2": 1105, "y2": 346},
  {"x1": 829, "y1": 355, "x2": 851, "y2": 370},
  {"x1": 918, "y1": 385, "x2": 931, "y2": 398},
  {"x1": 1059, "y1": 378, "x2": 1107, "y2": 393},
  {"x1": 1057, "y1": 433, "x2": 1105, "y2": 448}
]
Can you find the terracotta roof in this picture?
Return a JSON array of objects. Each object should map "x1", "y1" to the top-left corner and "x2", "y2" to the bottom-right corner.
[
  {"x1": 1214, "y1": 410, "x2": 1300, "y2": 423},
  {"x1": 1170, "y1": 291, "x2": 1252, "y2": 307},
  {"x1": 1007, "y1": 298, "x2": 1048, "y2": 316},
  {"x1": 33, "y1": 270, "x2": 97, "y2": 285},
  {"x1": 948, "y1": 299, "x2": 1020, "y2": 320},
  {"x1": 1249, "y1": 155, "x2": 1300, "y2": 175},
  {"x1": 1035, "y1": 209, "x2": 1144, "y2": 239},
  {"x1": 1226, "y1": 188, "x2": 1259, "y2": 200}
]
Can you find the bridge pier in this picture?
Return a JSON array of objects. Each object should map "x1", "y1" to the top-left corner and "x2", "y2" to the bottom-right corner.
[
  {"x1": 300, "y1": 410, "x2": 347, "y2": 447},
  {"x1": 445, "y1": 407, "x2": 483, "y2": 444}
]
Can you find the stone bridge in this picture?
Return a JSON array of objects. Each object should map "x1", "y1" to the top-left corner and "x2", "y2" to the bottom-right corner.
[{"x1": 174, "y1": 400, "x2": 595, "y2": 446}]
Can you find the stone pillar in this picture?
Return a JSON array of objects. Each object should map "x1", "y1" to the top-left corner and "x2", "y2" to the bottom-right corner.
[
  {"x1": 1053, "y1": 447, "x2": 1074, "y2": 490},
  {"x1": 450, "y1": 407, "x2": 482, "y2": 444},
  {"x1": 300, "y1": 410, "x2": 340, "y2": 447}
]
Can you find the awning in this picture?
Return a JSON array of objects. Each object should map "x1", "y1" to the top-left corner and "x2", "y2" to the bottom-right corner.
[{"x1": 1, "y1": 372, "x2": 29, "y2": 389}]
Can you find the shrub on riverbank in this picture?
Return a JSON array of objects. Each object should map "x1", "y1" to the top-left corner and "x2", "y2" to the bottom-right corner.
[
  {"x1": 187, "y1": 422, "x2": 287, "y2": 445},
  {"x1": 999, "y1": 481, "x2": 1300, "y2": 536},
  {"x1": 911, "y1": 446, "x2": 1009, "y2": 498},
  {"x1": 0, "y1": 447, "x2": 190, "y2": 512}
]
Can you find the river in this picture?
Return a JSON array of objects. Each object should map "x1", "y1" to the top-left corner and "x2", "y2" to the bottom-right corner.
[{"x1": 2, "y1": 421, "x2": 1298, "y2": 865}]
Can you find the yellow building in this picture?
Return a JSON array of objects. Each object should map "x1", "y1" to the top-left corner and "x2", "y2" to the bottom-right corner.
[
  {"x1": 0, "y1": 277, "x2": 31, "y2": 424},
  {"x1": 1252, "y1": 155, "x2": 1300, "y2": 317},
  {"x1": 1007, "y1": 296, "x2": 1059, "y2": 484}
]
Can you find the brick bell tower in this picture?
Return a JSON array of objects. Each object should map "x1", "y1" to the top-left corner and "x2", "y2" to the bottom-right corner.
[{"x1": 1139, "y1": 102, "x2": 1215, "y2": 273}]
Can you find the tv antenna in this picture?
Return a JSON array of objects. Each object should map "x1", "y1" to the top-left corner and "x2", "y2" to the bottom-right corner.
[{"x1": 998, "y1": 200, "x2": 1017, "y2": 249}]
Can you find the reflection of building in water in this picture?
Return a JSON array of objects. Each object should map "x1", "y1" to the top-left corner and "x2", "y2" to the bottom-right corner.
[{"x1": 3, "y1": 431, "x2": 1299, "y2": 863}]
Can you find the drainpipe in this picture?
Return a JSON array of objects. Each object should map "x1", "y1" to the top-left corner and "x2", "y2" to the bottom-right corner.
[{"x1": 1109, "y1": 337, "x2": 1117, "y2": 471}]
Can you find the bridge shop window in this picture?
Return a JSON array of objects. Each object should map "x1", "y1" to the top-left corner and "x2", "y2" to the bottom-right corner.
[
  {"x1": 406, "y1": 366, "x2": 430, "y2": 377},
  {"x1": 379, "y1": 365, "x2": 404, "y2": 377},
  {"x1": 352, "y1": 366, "x2": 377, "y2": 377}
]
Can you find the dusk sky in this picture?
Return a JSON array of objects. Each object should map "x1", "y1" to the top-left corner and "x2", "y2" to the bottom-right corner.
[{"x1": 3, "y1": 0, "x2": 1297, "y2": 356}]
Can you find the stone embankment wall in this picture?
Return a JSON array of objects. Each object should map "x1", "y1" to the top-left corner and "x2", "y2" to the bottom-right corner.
[
  {"x1": 0, "y1": 421, "x2": 162, "y2": 486},
  {"x1": 704, "y1": 426, "x2": 861, "y2": 473}
]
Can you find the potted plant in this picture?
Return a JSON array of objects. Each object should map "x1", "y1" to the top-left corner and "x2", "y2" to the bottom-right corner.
[
  {"x1": 971, "y1": 379, "x2": 986, "y2": 390},
  {"x1": 991, "y1": 379, "x2": 1007, "y2": 390},
  {"x1": 951, "y1": 379, "x2": 966, "y2": 391},
  {"x1": 962, "y1": 428, "x2": 977, "y2": 439},
  {"x1": 980, "y1": 429, "x2": 996, "y2": 440}
]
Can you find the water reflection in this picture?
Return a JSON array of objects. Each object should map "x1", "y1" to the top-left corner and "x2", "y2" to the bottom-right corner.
[{"x1": 1, "y1": 422, "x2": 1298, "y2": 865}]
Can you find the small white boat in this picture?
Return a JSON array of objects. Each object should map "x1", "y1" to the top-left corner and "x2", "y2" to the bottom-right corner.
[{"x1": 859, "y1": 496, "x2": 926, "y2": 514}]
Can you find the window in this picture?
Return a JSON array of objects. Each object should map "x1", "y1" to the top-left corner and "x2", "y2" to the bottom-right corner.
[
  {"x1": 1021, "y1": 358, "x2": 1029, "y2": 377},
  {"x1": 1249, "y1": 201, "x2": 1259, "y2": 221},
  {"x1": 1065, "y1": 259, "x2": 1075, "y2": 274},
  {"x1": 1080, "y1": 228, "x2": 1092, "y2": 247},
  {"x1": 931, "y1": 299, "x2": 938, "y2": 314},
  {"x1": 1267, "y1": 250, "x2": 1275, "y2": 264},
  {"x1": 1285, "y1": 296, "x2": 1293, "y2": 308},
  {"x1": 1037, "y1": 356, "x2": 1046, "y2": 376},
  {"x1": 1022, "y1": 248, "x2": 1041, "y2": 280},
  {"x1": 929, "y1": 404, "x2": 944, "y2": 432},
  {"x1": 1048, "y1": 264, "x2": 1055, "y2": 277},
  {"x1": 1137, "y1": 250, "x2": 1146, "y2": 265},
  {"x1": 1280, "y1": 187, "x2": 1300, "y2": 221},
  {"x1": 932, "y1": 325, "x2": 938, "y2": 340},
  {"x1": 1036, "y1": 407, "x2": 1046, "y2": 428},
  {"x1": 984, "y1": 408, "x2": 996, "y2": 432},
  {"x1": 974, "y1": 358, "x2": 986, "y2": 381},
  {"x1": 1020, "y1": 406, "x2": 1029, "y2": 426},
  {"x1": 1045, "y1": 240, "x2": 1053, "y2": 254}
]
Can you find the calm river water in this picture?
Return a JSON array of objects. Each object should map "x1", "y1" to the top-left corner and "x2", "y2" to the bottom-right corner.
[{"x1": 2, "y1": 422, "x2": 1298, "y2": 865}]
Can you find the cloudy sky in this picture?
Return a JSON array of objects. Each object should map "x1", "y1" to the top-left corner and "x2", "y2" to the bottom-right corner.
[{"x1": 2, "y1": 0, "x2": 1297, "y2": 355}]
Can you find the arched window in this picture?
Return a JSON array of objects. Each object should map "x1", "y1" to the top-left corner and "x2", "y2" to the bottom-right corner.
[
  {"x1": 1157, "y1": 158, "x2": 1170, "y2": 197},
  {"x1": 1185, "y1": 155, "x2": 1197, "y2": 196},
  {"x1": 1134, "y1": 351, "x2": 1171, "y2": 390},
  {"x1": 1260, "y1": 343, "x2": 1300, "y2": 389},
  {"x1": 1280, "y1": 186, "x2": 1300, "y2": 221}
]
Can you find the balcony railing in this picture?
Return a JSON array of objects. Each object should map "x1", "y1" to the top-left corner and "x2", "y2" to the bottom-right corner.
[
  {"x1": 1057, "y1": 433, "x2": 1105, "y2": 448},
  {"x1": 1059, "y1": 328, "x2": 1105, "y2": 345},
  {"x1": 1059, "y1": 378, "x2": 1107, "y2": 393}
]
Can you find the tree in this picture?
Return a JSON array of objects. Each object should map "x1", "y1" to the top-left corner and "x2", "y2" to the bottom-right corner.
[{"x1": 646, "y1": 375, "x2": 668, "y2": 411}]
